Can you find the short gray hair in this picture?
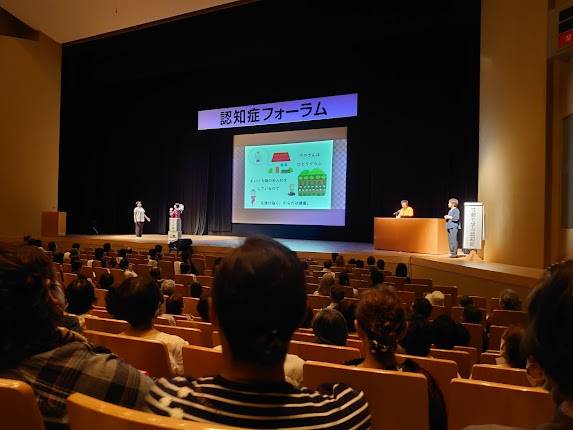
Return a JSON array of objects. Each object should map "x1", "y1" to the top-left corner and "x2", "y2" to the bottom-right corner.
[
  {"x1": 401, "y1": 200, "x2": 409, "y2": 204},
  {"x1": 449, "y1": 198, "x2": 459, "y2": 207}
]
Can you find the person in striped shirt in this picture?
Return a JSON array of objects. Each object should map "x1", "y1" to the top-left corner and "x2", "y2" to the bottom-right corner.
[{"x1": 145, "y1": 236, "x2": 371, "y2": 429}]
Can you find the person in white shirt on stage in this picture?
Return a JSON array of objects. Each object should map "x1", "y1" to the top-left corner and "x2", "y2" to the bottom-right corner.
[
  {"x1": 133, "y1": 201, "x2": 150, "y2": 238},
  {"x1": 394, "y1": 200, "x2": 414, "y2": 218}
]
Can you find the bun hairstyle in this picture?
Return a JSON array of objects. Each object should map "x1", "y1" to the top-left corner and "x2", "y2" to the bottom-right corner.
[
  {"x1": 212, "y1": 236, "x2": 306, "y2": 366},
  {"x1": 356, "y1": 289, "x2": 407, "y2": 367}
]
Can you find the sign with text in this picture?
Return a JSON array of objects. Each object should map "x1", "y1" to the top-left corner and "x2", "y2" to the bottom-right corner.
[
  {"x1": 198, "y1": 93, "x2": 358, "y2": 130},
  {"x1": 462, "y1": 202, "x2": 484, "y2": 250}
]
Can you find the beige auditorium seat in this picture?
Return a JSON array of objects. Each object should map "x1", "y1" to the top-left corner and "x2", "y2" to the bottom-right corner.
[
  {"x1": 85, "y1": 316, "x2": 129, "y2": 334},
  {"x1": 177, "y1": 320, "x2": 214, "y2": 347},
  {"x1": 303, "y1": 361, "x2": 428, "y2": 430},
  {"x1": 289, "y1": 340, "x2": 361, "y2": 364},
  {"x1": 154, "y1": 324, "x2": 202, "y2": 346},
  {"x1": 448, "y1": 378, "x2": 553, "y2": 430},
  {"x1": 398, "y1": 354, "x2": 458, "y2": 403},
  {"x1": 430, "y1": 348, "x2": 472, "y2": 378},
  {"x1": 66, "y1": 392, "x2": 242, "y2": 430},
  {"x1": 490, "y1": 310, "x2": 528, "y2": 327},
  {"x1": 471, "y1": 364, "x2": 531, "y2": 387},
  {"x1": 480, "y1": 351, "x2": 502, "y2": 364},
  {"x1": 0, "y1": 378, "x2": 45, "y2": 430},
  {"x1": 489, "y1": 325, "x2": 508, "y2": 350},
  {"x1": 84, "y1": 330, "x2": 172, "y2": 378},
  {"x1": 182, "y1": 345, "x2": 223, "y2": 378}
]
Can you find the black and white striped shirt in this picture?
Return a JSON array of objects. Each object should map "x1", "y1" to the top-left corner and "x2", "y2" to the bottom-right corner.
[{"x1": 145, "y1": 375, "x2": 371, "y2": 429}]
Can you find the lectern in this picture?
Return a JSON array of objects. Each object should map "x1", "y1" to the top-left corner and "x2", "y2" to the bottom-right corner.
[
  {"x1": 373, "y1": 217, "x2": 449, "y2": 254},
  {"x1": 41, "y1": 212, "x2": 66, "y2": 236}
]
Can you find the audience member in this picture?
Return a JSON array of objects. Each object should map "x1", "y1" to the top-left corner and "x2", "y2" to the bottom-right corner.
[
  {"x1": 197, "y1": 293, "x2": 210, "y2": 322},
  {"x1": 395, "y1": 262, "x2": 410, "y2": 281},
  {"x1": 498, "y1": 325, "x2": 526, "y2": 369},
  {"x1": 425, "y1": 290, "x2": 445, "y2": 307},
  {"x1": 154, "y1": 244, "x2": 163, "y2": 260},
  {"x1": 53, "y1": 252, "x2": 64, "y2": 264},
  {"x1": 312, "y1": 309, "x2": 348, "y2": 346},
  {"x1": 463, "y1": 305, "x2": 488, "y2": 350},
  {"x1": 401, "y1": 314, "x2": 433, "y2": 357},
  {"x1": 111, "y1": 276, "x2": 187, "y2": 375},
  {"x1": 334, "y1": 254, "x2": 345, "y2": 267},
  {"x1": 355, "y1": 259, "x2": 365, "y2": 269},
  {"x1": 376, "y1": 259, "x2": 385, "y2": 271},
  {"x1": 145, "y1": 236, "x2": 371, "y2": 428},
  {"x1": 412, "y1": 298, "x2": 433, "y2": 320},
  {"x1": 351, "y1": 289, "x2": 446, "y2": 430},
  {"x1": 47, "y1": 241, "x2": 57, "y2": 253},
  {"x1": 366, "y1": 255, "x2": 375, "y2": 266},
  {"x1": 500, "y1": 288, "x2": 522, "y2": 311},
  {"x1": 0, "y1": 244, "x2": 151, "y2": 428},
  {"x1": 348, "y1": 258, "x2": 356, "y2": 265},
  {"x1": 161, "y1": 279, "x2": 176, "y2": 297},
  {"x1": 322, "y1": 259, "x2": 333, "y2": 271},
  {"x1": 65, "y1": 275, "x2": 96, "y2": 328},
  {"x1": 70, "y1": 259, "x2": 82, "y2": 275},
  {"x1": 458, "y1": 295, "x2": 474, "y2": 307},
  {"x1": 98, "y1": 272, "x2": 115, "y2": 290},
  {"x1": 370, "y1": 269, "x2": 384, "y2": 288},
  {"x1": 431, "y1": 315, "x2": 469, "y2": 349},
  {"x1": 338, "y1": 271, "x2": 350, "y2": 286},
  {"x1": 118, "y1": 256, "x2": 130, "y2": 270},
  {"x1": 315, "y1": 271, "x2": 335, "y2": 296},
  {"x1": 149, "y1": 267, "x2": 162, "y2": 283},
  {"x1": 189, "y1": 281, "x2": 203, "y2": 298},
  {"x1": 103, "y1": 242, "x2": 112, "y2": 254}
]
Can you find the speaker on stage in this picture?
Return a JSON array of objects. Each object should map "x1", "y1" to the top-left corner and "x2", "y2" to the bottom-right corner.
[{"x1": 169, "y1": 238, "x2": 193, "y2": 251}]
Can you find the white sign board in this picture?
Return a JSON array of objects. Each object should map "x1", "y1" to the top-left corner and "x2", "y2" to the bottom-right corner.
[{"x1": 463, "y1": 202, "x2": 484, "y2": 250}]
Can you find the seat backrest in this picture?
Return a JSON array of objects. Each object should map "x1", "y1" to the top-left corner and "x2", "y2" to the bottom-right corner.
[
  {"x1": 396, "y1": 290, "x2": 415, "y2": 305},
  {"x1": 0, "y1": 378, "x2": 45, "y2": 430},
  {"x1": 489, "y1": 325, "x2": 508, "y2": 350},
  {"x1": 306, "y1": 295, "x2": 331, "y2": 310},
  {"x1": 83, "y1": 330, "x2": 172, "y2": 377},
  {"x1": 480, "y1": 351, "x2": 501, "y2": 364},
  {"x1": 80, "y1": 266, "x2": 95, "y2": 279},
  {"x1": 85, "y1": 316, "x2": 129, "y2": 334},
  {"x1": 429, "y1": 305, "x2": 450, "y2": 321},
  {"x1": 469, "y1": 295, "x2": 488, "y2": 309},
  {"x1": 462, "y1": 323, "x2": 485, "y2": 353},
  {"x1": 303, "y1": 361, "x2": 429, "y2": 430},
  {"x1": 453, "y1": 346, "x2": 478, "y2": 369},
  {"x1": 290, "y1": 332, "x2": 362, "y2": 350},
  {"x1": 196, "y1": 275, "x2": 213, "y2": 286},
  {"x1": 175, "y1": 273, "x2": 195, "y2": 285},
  {"x1": 183, "y1": 297, "x2": 200, "y2": 316},
  {"x1": 397, "y1": 354, "x2": 458, "y2": 404},
  {"x1": 159, "y1": 260, "x2": 175, "y2": 279},
  {"x1": 430, "y1": 348, "x2": 472, "y2": 378},
  {"x1": 191, "y1": 258, "x2": 206, "y2": 275},
  {"x1": 182, "y1": 345, "x2": 223, "y2": 378},
  {"x1": 63, "y1": 272, "x2": 78, "y2": 286},
  {"x1": 410, "y1": 277, "x2": 433, "y2": 286},
  {"x1": 452, "y1": 307, "x2": 487, "y2": 324},
  {"x1": 109, "y1": 268, "x2": 124, "y2": 286},
  {"x1": 349, "y1": 278, "x2": 369, "y2": 288},
  {"x1": 94, "y1": 288, "x2": 107, "y2": 307},
  {"x1": 448, "y1": 378, "x2": 553, "y2": 430},
  {"x1": 154, "y1": 324, "x2": 202, "y2": 346},
  {"x1": 177, "y1": 320, "x2": 214, "y2": 347},
  {"x1": 471, "y1": 364, "x2": 531, "y2": 387},
  {"x1": 490, "y1": 310, "x2": 528, "y2": 327},
  {"x1": 66, "y1": 392, "x2": 239, "y2": 430},
  {"x1": 289, "y1": 340, "x2": 361, "y2": 364},
  {"x1": 134, "y1": 264, "x2": 150, "y2": 277},
  {"x1": 93, "y1": 267, "x2": 109, "y2": 280},
  {"x1": 403, "y1": 283, "x2": 432, "y2": 297},
  {"x1": 89, "y1": 308, "x2": 113, "y2": 319}
]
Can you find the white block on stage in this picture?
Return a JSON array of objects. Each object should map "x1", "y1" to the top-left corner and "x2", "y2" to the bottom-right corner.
[
  {"x1": 169, "y1": 217, "x2": 182, "y2": 232},
  {"x1": 168, "y1": 231, "x2": 181, "y2": 243}
]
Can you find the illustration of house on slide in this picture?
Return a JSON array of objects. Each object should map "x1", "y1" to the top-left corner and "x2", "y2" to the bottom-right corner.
[{"x1": 269, "y1": 152, "x2": 293, "y2": 174}]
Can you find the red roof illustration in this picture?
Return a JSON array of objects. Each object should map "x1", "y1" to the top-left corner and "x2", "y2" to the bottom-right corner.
[{"x1": 271, "y1": 152, "x2": 291, "y2": 162}]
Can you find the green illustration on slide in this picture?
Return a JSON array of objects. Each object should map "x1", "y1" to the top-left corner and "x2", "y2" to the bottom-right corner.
[{"x1": 298, "y1": 168, "x2": 328, "y2": 196}]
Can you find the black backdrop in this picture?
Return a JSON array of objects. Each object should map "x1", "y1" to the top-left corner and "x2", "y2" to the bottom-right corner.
[{"x1": 59, "y1": 0, "x2": 480, "y2": 242}]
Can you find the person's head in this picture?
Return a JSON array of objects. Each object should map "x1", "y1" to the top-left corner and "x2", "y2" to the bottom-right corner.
[
  {"x1": 459, "y1": 295, "x2": 474, "y2": 307},
  {"x1": 136, "y1": 201, "x2": 142, "y2": 207},
  {"x1": 432, "y1": 315, "x2": 466, "y2": 349},
  {"x1": 98, "y1": 272, "x2": 114, "y2": 290},
  {"x1": 0, "y1": 245, "x2": 64, "y2": 369},
  {"x1": 370, "y1": 269, "x2": 384, "y2": 287},
  {"x1": 355, "y1": 259, "x2": 365, "y2": 269},
  {"x1": 411, "y1": 298, "x2": 432, "y2": 319},
  {"x1": 180, "y1": 250, "x2": 191, "y2": 263},
  {"x1": 190, "y1": 282, "x2": 203, "y2": 298},
  {"x1": 71, "y1": 243, "x2": 80, "y2": 250},
  {"x1": 47, "y1": 241, "x2": 57, "y2": 253},
  {"x1": 331, "y1": 252, "x2": 339, "y2": 264},
  {"x1": 395, "y1": 262, "x2": 408, "y2": 278},
  {"x1": 330, "y1": 285, "x2": 345, "y2": 304},
  {"x1": 107, "y1": 258, "x2": 117, "y2": 269},
  {"x1": 401, "y1": 200, "x2": 409, "y2": 208},
  {"x1": 523, "y1": 261, "x2": 573, "y2": 400},
  {"x1": 118, "y1": 248, "x2": 127, "y2": 258},
  {"x1": 448, "y1": 198, "x2": 459, "y2": 208},
  {"x1": 197, "y1": 293, "x2": 210, "y2": 322},
  {"x1": 111, "y1": 276, "x2": 163, "y2": 329},
  {"x1": 180, "y1": 263, "x2": 191, "y2": 274},
  {"x1": 161, "y1": 279, "x2": 175, "y2": 297},
  {"x1": 103, "y1": 243, "x2": 111, "y2": 253},
  {"x1": 212, "y1": 236, "x2": 306, "y2": 367},
  {"x1": 165, "y1": 294, "x2": 184, "y2": 315},
  {"x1": 335, "y1": 300, "x2": 357, "y2": 333},
  {"x1": 501, "y1": 325, "x2": 526, "y2": 369},
  {"x1": 323, "y1": 260, "x2": 332, "y2": 270},
  {"x1": 149, "y1": 267, "x2": 161, "y2": 281},
  {"x1": 500, "y1": 288, "x2": 522, "y2": 311},
  {"x1": 94, "y1": 248, "x2": 104, "y2": 260},
  {"x1": 335, "y1": 255, "x2": 345, "y2": 267},
  {"x1": 425, "y1": 290, "x2": 445, "y2": 307},
  {"x1": 71, "y1": 259, "x2": 82, "y2": 274},
  {"x1": 118, "y1": 257, "x2": 129, "y2": 270},
  {"x1": 463, "y1": 305, "x2": 483, "y2": 325},
  {"x1": 154, "y1": 245, "x2": 162, "y2": 254},
  {"x1": 366, "y1": 256, "x2": 375, "y2": 266},
  {"x1": 355, "y1": 289, "x2": 407, "y2": 368},
  {"x1": 376, "y1": 259, "x2": 385, "y2": 271},
  {"x1": 348, "y1": 258, "x2": 356, "y2": 265},
  {"x1": 338, "y1": 271, "x2": 350, "y2": 286},
  {"x1": 312, "y1": 309, "x2": 348, "y2": 346},
  {"x1": 65, "y1": 275, "x2": 95, "y2": 315},
  {"x1": 318, "y1": 272, "x2": 336, "y2": 296},
  {"x1": 401, "y1": 316, "x2": 433, "y2": 357},
  {"x1": 53, "y1": 252, "x2": 64, "y2": 264},
  {"x1": 148, "y1": 248, "x2": 157, "y2": 260}
]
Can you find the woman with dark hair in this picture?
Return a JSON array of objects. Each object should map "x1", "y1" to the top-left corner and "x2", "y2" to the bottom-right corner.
[
  {"x1": 376, "y1": 259, "x2": 385, "y2": 271},
  {"x1": 352, "y1": 289, "x2": 446, "y2": 430},
  {"x1": 431, "y1": 315, "x2": 469, "y2": 349},
  {"x1": 312, "y1": 308, "x2": 348, "y2": 346},
  {"x1": 47, "y1": 241, "x2": 57, "y2": 253},
  {"x1": 92, "y1": 247, "x2": 106, "y2": 268},
  {"x1": 65, "y1": 275, "x2": 96, "y2": 328},
  {"x1": 0, "y1": 245, "x2": 151, "y2": 428},
  {"x1": 145, "y1": 236, "x2": 371, "y2": 428},
  {"x1": 98, "y1": 272, "x2": 114, "y2": 290},
  {"x1": 118, "y1": 256, "x2": 130, "y2": 271},
  {"x1": 395, "y1": 262, "x2": 410, "y2": 282},
  {"x1": 103, "y1": 243, "x2": 112, "y2": 254},
  {"x1": 497, "y1": 325, "x2": 527, "y2": 369},
  {"x1": 114, "y1": 276, "x2": 187, "y2": 375},
  {"x1": 189, "y1": 281, "x2": 203, "y2": 298}
]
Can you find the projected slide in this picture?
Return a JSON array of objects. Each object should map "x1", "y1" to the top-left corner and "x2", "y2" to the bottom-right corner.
[
  {"x1": 232, "y1": 127, "x2": 347, "y2": 226},
  {"x1": 244, "y1": 140, "x2": 333, "y2": 210}
]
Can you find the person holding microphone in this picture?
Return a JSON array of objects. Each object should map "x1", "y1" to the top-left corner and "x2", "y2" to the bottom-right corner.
[
  {"x1": 394, "y1": 200, "x2": 414, "y2": 218},
  {"x1": 444, "y1": 198, "x2": 461, "y2": 258}
]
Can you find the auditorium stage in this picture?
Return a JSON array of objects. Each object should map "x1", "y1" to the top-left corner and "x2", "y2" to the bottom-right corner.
[{"x1": 44, "y1": 233, "x2": 545, "y2": 300}]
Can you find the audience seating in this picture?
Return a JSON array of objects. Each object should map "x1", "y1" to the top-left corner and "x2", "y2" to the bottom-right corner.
[
  {"x1": 80, "y1": 266, "x2": 94, "y2": 279},
  {"x1": 0, "y1": 378, "x2": 45, "y2": 430},
  {"x1": 85, "y1": 316, "x2": 129, "y2": 334},
  {"x1": 429, "y1": 305, "x2": 450, "y2": 321},
  {"x1": 430, "y1": 348, "x2": 472, "y2": 378},
  {"x1": 432, "y1": 285, "x2": 458, "y2": 303},
  {"x1": 66, "y1": 392, "x2": 240, "y2": 430},
  {"x1": 403, "y1": 283, "x2": 432, "y2": 297},
  {"x1": 94, "y1": 288, "x2": 108, "y2": 307},
  {"x1": 490, "y1": 310, "x2": 528, "y2": 327},
  {"x1": 410, "y1": 277, "x2": 432, "y2": 286},
  {"x1": 159, "y1": 260, "x2": 174, "y2": 280},
  {"x1": 349, "y1": 279, "x2": 369, "y2": 288},
  {"x1": 109, "y1": 268, "x2": 124, "y2": 286},
  {"x1": 468, "y1": 295, "x2": 488, "y2": 308},
  {"x1": 175, "y1": 274, "x2": 195, "y2": 285},
  {"x1": 451, "y1": 306, "x2": 487, "y2": 324},
  {"x1": 83, "y1": 330, "x2": 172, "y2": 377},
  {"x1": 182, "y1": 345, "x2": 223, "y2": 378},
  {"x1": 177, "y1": 320, "x2": 214, "y2": 347},
  {"x1": 191, "y1": 257, "x2": 206, "y2": 275},
  {"x1": 453, "y1": 346, "x2": 478, "y2": 370},
  {"x1": 62, "y1": 263, "x2": 72, "y2": 273},
  {"x1": 182, "y1": 297, "x2": 200, "y2": 316},
  {"x1": 134, "y1": 264, "x2": 150, "y2": 277},
  {"x1": 306, "y1": 295, "x2": 331, "y2": 309},
  {"x1": 384, "y1": 276, "x2": 406, "y2": 287},
  {"x1": 93, "y1": 267, "x2": 108, "y2": 280},
  {"x1": 196, "y1": 275, "x2": 213, "y2": 286},
  {"x1": 63, "y1": 273, "x2": 78, "y2": 286},
  {"x1": 448, "y1": 378, "x2": 553, "y2": 430},
  {"x1": 480, "y1": 351, "x2": 501, "y2": 365},
  {"x1": 489, "y1": 325, "x2": 508, "y2": 350},
  {"x1": 89, "y1": 308, "x2": 113, "y2": 319},
  {"x1": 289, "y1": 340, "x2": 361, "y2": 364},
  {"x1": 462, "y1": 322, "x2": 485, "y2": 353},
  {"x1": 290, "y1": 331, "x2": 363, "y2": 350},
  {"x1": 471, "y1": 364, "x2": 531, "y2": 387},
  {"x1": 396, "y1": 290, "x2": 415, "y2": 305},
  {"x1": 303, "y1": 361, "x2": 429, "y2": 430},
  {"x1": 154, "y1": 324, "x2": 202, "y2": 345}
]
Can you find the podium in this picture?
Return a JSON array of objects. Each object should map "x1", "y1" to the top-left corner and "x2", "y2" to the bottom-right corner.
[
  {"x1": 168, "y1": 217, "x2": 182, "y2": 243},
  {"x1": 373, "y1": 217, "x2": 449, "y2": 254},
  {"x1": 41, "y1": 212, "x2": 66, "y2": 236}
]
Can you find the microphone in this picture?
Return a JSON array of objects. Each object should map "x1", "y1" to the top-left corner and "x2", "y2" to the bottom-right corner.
[{"x1": 393, "y1": 210, "x2": 400, "y2": 216}]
